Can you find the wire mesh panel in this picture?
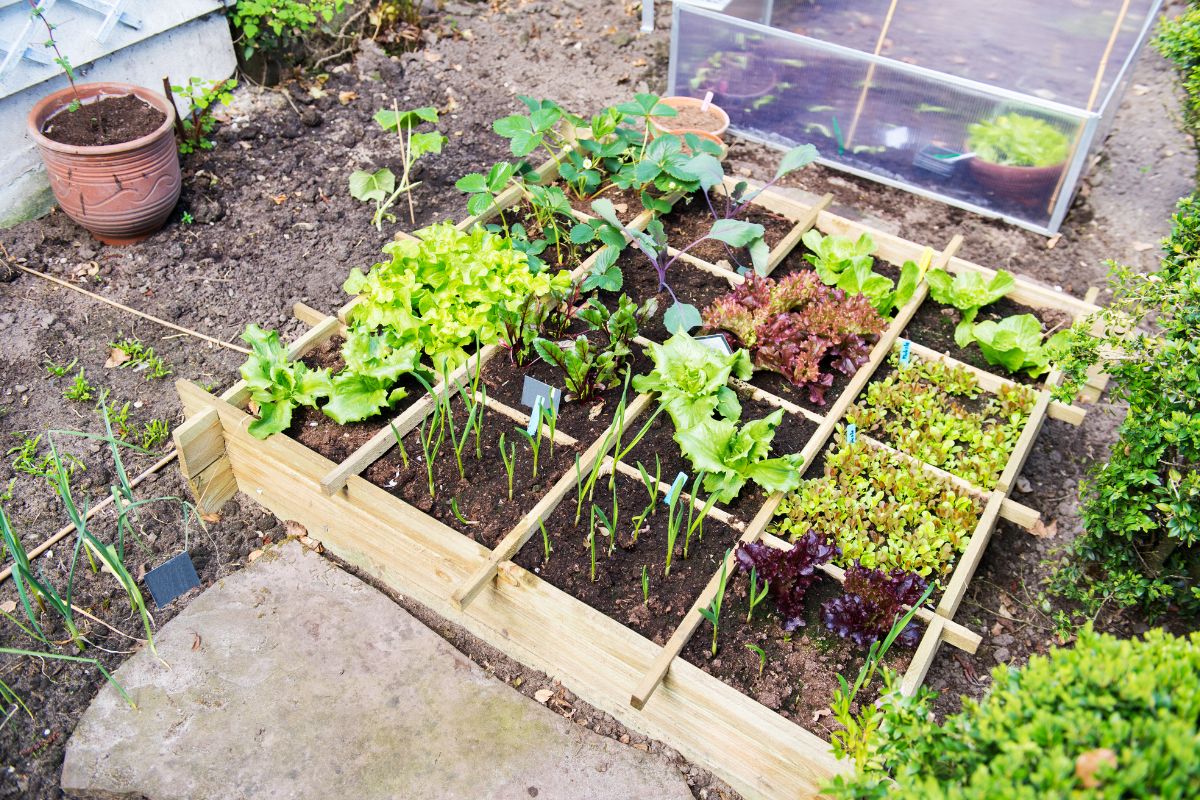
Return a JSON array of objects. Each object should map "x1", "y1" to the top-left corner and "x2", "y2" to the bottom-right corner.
[{"x1": 670, "y1": 0, "x2": 1162, "y2": 233}]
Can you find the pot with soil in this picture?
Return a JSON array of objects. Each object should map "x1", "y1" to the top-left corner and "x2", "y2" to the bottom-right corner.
[
  {"x1": 652, "y1": 96, "x2": 730, "y2": 146},
  {"x1": 28, "y1": 82, "x2": 181, "y2": 245},
  {"x1": 692, "y1": 53, "x2": 778, "y2": 128},
  {"x1": 964, "y1": 112, "x2": 1069, "y2": 208}
]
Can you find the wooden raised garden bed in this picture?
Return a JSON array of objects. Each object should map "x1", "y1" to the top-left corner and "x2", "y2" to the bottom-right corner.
[{"x1": 172, "y1": 161, "x2": 1100, "y2": 799}]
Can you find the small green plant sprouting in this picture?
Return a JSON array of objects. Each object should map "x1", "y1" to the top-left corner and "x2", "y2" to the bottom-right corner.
[
  {"x1": 389, "y1": 423, "x2": 410, "y2": 469},
  {"x1": 8, "y1": 434, "x2": 82, "y2": 484},
  {"x1": 181, "y1": 211, "x2": 194, "y2": 225},
  {"x1": 63, "y1": 369, "x2": 95, "y2": 402},
  {"x1": 108, "y1": 337, "x2": 173, "y2": 380},
  {"x1": 349, "y1": 105, "x2": 447, "y2": 228},
  {"x1": 169, "y1": 76, "x2": 237, "y2": 154},
  {"x1": 747, "y1": 566, "x2": 770, "y2": 623},
  {"x1": 683, "y1": 472, "x2": 717, "y2": 559},
  {"x1": 26, "y1": 0, "x2": 86, "y2": 115},
  {"x1": 417, "y1": 414, "x2": 442, "y2": 500},
  {"x1": 642, "y1": 564, "x2": 650, "y2": 605},
  {"x1": 518, "y1": 407, "x2": 546, "y2": 480},
  {"x1": 43, "y1": 357, "x2": 78, "y2": 377},
  {"x1": 450, "y1": 497, "x2": 475, "y2": 526},
  {"x1": 540, "y1": 519, "x2": 552, "y2": 562},
  {"x1": 636, "y1": 458, "x2": 660, "y2": 510},
  {"x1": 698, "y1": 551, "x2": 731, "y2": 656},
  {"x1": 588, "y1": 505, "x2": 600, "y2": 582},
  {"x1": 593, "y1": 504, "x2": 615, "y2": 560},
  {"x1": 745, "y1": 643, "x2": 767, "y2": 676},
  {"x1": 499, "y1": 432, "x2": 516, "y2": 501},
  {"x1": 138, "y1": 419, "x2": 170, "y2": 450},
  {"x1": 663, "y1": 479, "x2": 684, "y2": 577}
]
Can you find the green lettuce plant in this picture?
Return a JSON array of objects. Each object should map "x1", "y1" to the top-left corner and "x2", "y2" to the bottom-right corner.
[
  {"x1": 967, "y1": 113, "x2": 1070, "y2": 168},
  {"x1": 802, "y1": 230, "x2": 921, "y2": 317},
  {"x1": 239, "y1": 324, "x2": 331, "y2": 438},
  {"x1": 925, "y1": 268, "x2": 1015, "y2": 347},
  {"x1": 970, "y1": 313, "x2": 1068, "y2": 377},
  {"x1": 674, "y1": 408, "x2": 804, "y2": 503},
  {"x1": 632, "y1": 331, "x2": 752, "y2": 430}
]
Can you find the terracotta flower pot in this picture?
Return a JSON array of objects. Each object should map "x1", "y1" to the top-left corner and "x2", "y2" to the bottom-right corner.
[
  {"x1": 28, "y1": 82, "x2": 181, "y2": 246},
  {"x1": 651, "y1": 96, "x2": 731, "y2": 146},
  {"x1": 967, "y1": 158, "x2": 1065, "y2": 208}
]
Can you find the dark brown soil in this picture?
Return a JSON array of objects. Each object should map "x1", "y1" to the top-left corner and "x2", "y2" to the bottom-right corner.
[
  {"x1": 661, "y1": 197, "x2": 796, "y2": 268},
  {"x1": 363, "y1": 397, "x2": 579, "y2": 548},
  {"x1": 680, "y1": 575, "x2": 913, "y2": 736},
  {"x1": 512, "y1": 473, "x2": 742, "y2": 646},
  {"x1": 903, "y1": 295, "x2": 1075, "y2": 385},
  {"x1": 618, "y1": 391, "x2": 819, "y2": 523},
  {"x1": 40, "y1": 94, "x2": 166, "y2": 147}
]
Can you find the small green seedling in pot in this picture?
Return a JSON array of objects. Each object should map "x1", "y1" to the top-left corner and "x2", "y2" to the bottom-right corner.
[{"x1": 698, "y1": 551, "x2": 731, "y2": 656}]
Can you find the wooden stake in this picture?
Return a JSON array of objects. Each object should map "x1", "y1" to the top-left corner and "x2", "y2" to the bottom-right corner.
[{"x1": 844, "y1": 0, "x2": 901, "y2": 149}]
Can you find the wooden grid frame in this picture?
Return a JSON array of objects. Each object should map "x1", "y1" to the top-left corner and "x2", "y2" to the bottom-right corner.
[{"x1": 173, "y1": 168, "x2": 1100, "y2": 799}]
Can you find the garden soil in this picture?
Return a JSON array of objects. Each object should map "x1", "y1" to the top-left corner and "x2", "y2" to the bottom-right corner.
[{"x1": 0, "y1": 1, "x2": 1196, "y2": 797}]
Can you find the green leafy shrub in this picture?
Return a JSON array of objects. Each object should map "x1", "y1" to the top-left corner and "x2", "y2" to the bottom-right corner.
[
  {"x1": 1156, "y1": 5, "x2": 1200, "y2": 155},
  {"x1": 774, "y1": 435, "x2": 981, "y2": 579},
  {"x1": 847, "y1": 351, "x2": 1036, "y2": 488},
  {"x1": 966, "y1": 113, "x2": 1070, "y2": 168},
  {"x1": 230, "y1": 0, "x2": 347, "y2": 59},
  {"x1": 826, "y1": 626, "x2": 1200, "y2": 799},
  {"x1": 1050, "y1": 196, "x2": 1200, "y2": 616},
  {"x1": 171, "y1": 77, "x2": 237, "y2": 154}
]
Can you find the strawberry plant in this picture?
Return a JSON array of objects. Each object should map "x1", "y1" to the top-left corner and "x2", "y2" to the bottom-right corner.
[
  {"x1": 774, "y1": 435, "x2": 982, "y2": 579},
  {"x1": 847, "y1": 350, "x2": 1036, "y2": 488},
  {"x1": 702, "y1": 272, "x2": 886, "y2": 405}
]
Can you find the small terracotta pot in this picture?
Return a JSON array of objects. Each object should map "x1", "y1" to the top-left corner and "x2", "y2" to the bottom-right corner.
[
  {"x1": 28, "y1": 82, "x2": 181, "y2": 245},
  {"x1": 967, "y1": 158, "x2": 1065, "y2": 208},
  {"x1": 652, "y1": 96, "x2": 731, "y2": 145}
]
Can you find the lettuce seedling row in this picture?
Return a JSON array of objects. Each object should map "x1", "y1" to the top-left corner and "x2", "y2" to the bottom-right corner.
[{"x1": 172, "y1": 154, "x2": 1101, "y2": 799}]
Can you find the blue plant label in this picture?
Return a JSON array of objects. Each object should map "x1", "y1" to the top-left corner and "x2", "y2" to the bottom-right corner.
[
  {"x1": 526, "y1": 396, "x2": 544, "y2": 436},
  {"x1": 144, "y1": 552, "x2": 201, "y2": 608},
  {"x1": 664, "y1": 472, "x2": 688, "y2": 506},
  {"x1": 521, "y1": 375, "x2": 561, "y2": 416},
  {"x1": 695, "y1": 333, "x2": 733, "y2": 356},
  {"x1": 899, "y1": 339, "x2": 912, "y2": 367},
  {"x1": 847, "y1": 423, "x2": 858, "y2": 444}
]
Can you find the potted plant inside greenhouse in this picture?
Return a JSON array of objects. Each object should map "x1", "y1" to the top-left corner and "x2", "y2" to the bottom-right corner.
[
  {"x1": 964, "y1": 112, "x2": 1071, "y2": 207},
  {"x1": 22, "y1": 2, "x2": 181, "y2": 245}
]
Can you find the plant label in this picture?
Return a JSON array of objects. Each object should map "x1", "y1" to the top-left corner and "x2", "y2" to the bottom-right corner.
[
  {"x1": 846, "y1": 423, "x2": 858, "y2": 444},
  {"x1": 899, "y1": 339, "x2": 912, "y2": 367},
  {"x1": 521, "y1": 375, "x2": 562, "y2": 416},
  {"x1": 664, "y1": 472, "x2": 688, "y2": 506},
  {"x1": 144, "y1": 552, "x2": 201, "y2": 608},
  {"x1": 527, "y1": 396, "x2": 544, "y2": 436},
  {"x1": 695, "y1": 333, "x2": 733, "y2": 356}
]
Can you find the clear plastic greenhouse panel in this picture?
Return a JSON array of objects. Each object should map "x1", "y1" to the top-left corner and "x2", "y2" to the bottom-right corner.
[{"x1": 667, "y1": 0, "x2": 1163, "y2": 234}]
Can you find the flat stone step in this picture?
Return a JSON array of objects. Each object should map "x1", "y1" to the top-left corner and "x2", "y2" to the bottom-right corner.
[{"x1": 62, "y1": 542, "x2": 695, "y2": 800}]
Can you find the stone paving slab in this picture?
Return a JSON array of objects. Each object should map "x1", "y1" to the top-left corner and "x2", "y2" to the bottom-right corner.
[{"x1": 61, "y1": 542, "x2": 695, "y2": 800}]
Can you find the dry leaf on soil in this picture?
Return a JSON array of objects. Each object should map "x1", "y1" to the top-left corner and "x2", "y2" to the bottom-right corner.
[
  {"x1": 338, "y1": 91, "x2": 357, "y2": 105},
  {"x1": 533, "y1": 688, "x2": 554, "y2": 704},
  {"x1": 105, "y1": 347, "x2": 131, "y2": 368},
  {"x1": 0, "y1": 600, "x2": 16, "y2": 614},
  {"x1": 1029, "y1": 518, "x2": 1058, "y2": 538}
]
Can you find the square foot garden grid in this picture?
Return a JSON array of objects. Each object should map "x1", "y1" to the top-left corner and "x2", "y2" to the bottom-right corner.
[{"x1": 171, "y1": 164, "x2": 1103, "y2": 799}]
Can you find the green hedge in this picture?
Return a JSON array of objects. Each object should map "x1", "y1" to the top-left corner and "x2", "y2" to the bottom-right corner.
[
  {"x1": 828, "y1": 627, "x2": 1200, "y2": 799},
  {"x1": 1157, "y1": 4, "x2": 1200, "y2": 155}
]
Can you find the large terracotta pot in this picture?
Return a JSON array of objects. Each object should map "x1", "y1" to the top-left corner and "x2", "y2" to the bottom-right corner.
[
  {"x1": 967, "y1": 158, "x2": 1064, "y2": 208},
  {"x1": 28, "y1": 82, "x2": 181, "y2": 245}
]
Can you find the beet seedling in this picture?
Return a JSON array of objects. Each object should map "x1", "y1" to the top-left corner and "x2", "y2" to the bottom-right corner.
[{"x1": 698, "y1": 552, "x2": 731, "y2": 656}]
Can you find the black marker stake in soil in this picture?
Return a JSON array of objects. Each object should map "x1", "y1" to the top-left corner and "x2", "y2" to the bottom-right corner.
[{"x1": 144, "y1": 552, "x2": 202, "y2": 608}]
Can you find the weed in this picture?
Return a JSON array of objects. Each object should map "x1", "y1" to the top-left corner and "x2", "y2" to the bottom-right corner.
[
  {"x1": 62, "y1": 369, "x2": 95, "y2": 402},
  {"x1": 43, "y1": 357, "x2": 77, "y2": 377},
  {"x1": 108, "y1": 337, "x2": 173, "y2": 379}
]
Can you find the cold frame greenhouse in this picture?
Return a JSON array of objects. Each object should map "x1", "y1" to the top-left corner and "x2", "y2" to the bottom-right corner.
[{"x1": 667, "y1": 0, "x2": 1164, "y2": 233}]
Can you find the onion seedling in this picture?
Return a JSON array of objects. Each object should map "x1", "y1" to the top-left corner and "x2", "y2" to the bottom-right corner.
[
  {"x1": 593, "y1": 504, "x2": 614, "y2": 561},
  {"x1": 636, "y1": 457, "x2": 661, "y2": 511},
  {"x1": 747, "y1": 566, "x2": 769, "y2": 623},
  {"x1": 683, "y1": 472, "x2": 717, "y2": 559},
  {"x1": 698, "y1": 551, "x2": 731, "y2": 656},
  {"x1": 641, "y1": 565, "x2": 650, "y2": 605},
  {"x1": 450, "y1": 497, "x2": 475, "y2": 526},
  {"x1": 663, "y1": 479, "x2": 684, "y2": 577},
  {"x1": 389, "y1": 423, "x2": 410, "y2": 469},
  {"x1": 745, "y1": 643, "x2": 767, "y2": 676},
  {"x1": 540, "y1": 519, "x2": 552, "y2": 562},
  {"x1": 499, "y1": 432, "x2": 516, "y2": 500}
]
